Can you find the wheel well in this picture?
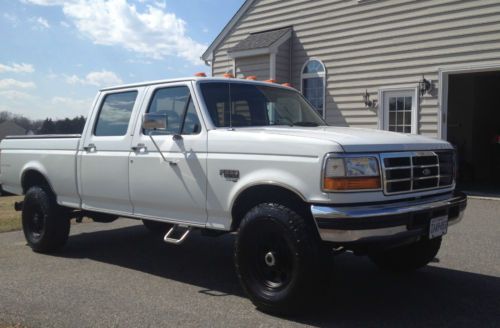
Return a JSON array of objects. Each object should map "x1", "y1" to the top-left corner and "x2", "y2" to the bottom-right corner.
[
  {"x1": 231, "y1": 185, "x2": 311, "y2": 231},
  {"x1": 21, "y1": 170, "x2": 54, "y2": 195}
]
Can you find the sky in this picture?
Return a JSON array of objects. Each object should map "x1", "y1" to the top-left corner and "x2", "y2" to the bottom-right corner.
[{"x1": 0, "y1": 0, "x2": 244, "y2": 120}]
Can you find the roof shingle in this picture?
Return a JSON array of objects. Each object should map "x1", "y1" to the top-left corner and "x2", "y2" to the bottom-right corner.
[{"x1": 229, "y1": 27, "x2": 291, "y2": 52}]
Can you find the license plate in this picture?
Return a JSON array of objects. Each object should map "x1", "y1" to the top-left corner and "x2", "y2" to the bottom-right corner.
[{"x1": 429, "y1": 216, "x2": 448, "y2": 239}]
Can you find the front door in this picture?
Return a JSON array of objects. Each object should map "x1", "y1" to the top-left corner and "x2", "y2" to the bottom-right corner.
[
  {"x1": 129, "y1": 82, "x2": 208, "y2": 225},
  {"x1": 79, "y1": 89, "x2": 142, "y2": 214},
  {"x1": 381, "y1": 89, "x2": 417, "y2": 134}
]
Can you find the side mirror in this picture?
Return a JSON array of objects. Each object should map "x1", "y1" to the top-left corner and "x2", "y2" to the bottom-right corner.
[
  {"x1": 143, "y1": 113, "x2": 168, "y2": 132},
  {"x1": 142, "y1": 113, "x2": 172, "y2": 164}
]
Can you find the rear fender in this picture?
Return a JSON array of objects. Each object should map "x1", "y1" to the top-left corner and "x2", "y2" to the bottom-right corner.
[{"x1": 20, "y1": 162, "x2": 55, "y2": 196}]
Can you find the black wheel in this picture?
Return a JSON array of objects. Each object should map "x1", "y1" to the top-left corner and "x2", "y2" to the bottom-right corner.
[
  {"x1": 369, "y1": 237, "x2": 442, "y2": 272},
  {"x1": 235, "y1": 203, "x2": 325, "y2": 314},
  {"x1": 22, "y1": 186, "x2": 70, "y2": 253},
  {"x1": 142, "y1": 219, "x2": 172, "y2": 234}
]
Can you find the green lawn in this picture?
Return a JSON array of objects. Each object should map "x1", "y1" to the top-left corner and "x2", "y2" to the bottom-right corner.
[
  {"x1": 0, "y1": 323, "x2": 26, "y2": 328},
  {"x1": 0, "y1": 195, "x2": 94, "y2": 233},
  {"x1": 0, "y1": 195, "x2": 23, "y2": 233}
]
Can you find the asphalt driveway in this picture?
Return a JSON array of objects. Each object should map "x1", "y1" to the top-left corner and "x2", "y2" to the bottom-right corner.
[{"x1": 0, "y1": 198, "x2": 499, "y2": 328}]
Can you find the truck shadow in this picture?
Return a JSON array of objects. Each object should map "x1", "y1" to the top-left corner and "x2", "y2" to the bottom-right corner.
[{"x1": 57, "y1": 224, "x2": 500, "y2": 327}]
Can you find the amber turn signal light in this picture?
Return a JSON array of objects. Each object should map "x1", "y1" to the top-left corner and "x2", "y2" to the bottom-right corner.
[{"x1": 323, "y1": 177, "x2": 381, "y2": 191}]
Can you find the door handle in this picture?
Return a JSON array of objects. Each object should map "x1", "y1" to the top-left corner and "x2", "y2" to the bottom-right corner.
[
  {"x1": 131, "y1": 143, "x2": 147, "y2": 152},
  {"x1": 83, "y1": 143, "x2": 96, "y2": 152},
  {"x1": 168, "y1": 159, "x2": 179, "y2": 166}
]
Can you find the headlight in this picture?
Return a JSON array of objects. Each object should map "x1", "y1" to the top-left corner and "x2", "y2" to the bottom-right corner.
[{"x1": 323, "y1": 156, "x2": 381, "y2": 191}]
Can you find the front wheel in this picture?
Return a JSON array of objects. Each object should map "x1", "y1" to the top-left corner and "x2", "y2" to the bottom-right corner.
[
  {"x1": 234, "y1": 203, "x2": 325, "y2": 314},
  {"x1": 22, "y1": 186, "x2": 70, "y2": 253},
  {"x1": 369, "y1": 237, "x2": 442, "y2": 272}
]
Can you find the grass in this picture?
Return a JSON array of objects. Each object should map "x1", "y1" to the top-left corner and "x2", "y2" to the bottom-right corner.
[
  {"x1": 0, "y1": 195, "x2": 23, "y2": 233},
  {"x1": 0, "y1": 195, "x2": 93, "y2": 233},
  {"x1": 0, "y1": 324, "x2": 26, "y2": 328}
]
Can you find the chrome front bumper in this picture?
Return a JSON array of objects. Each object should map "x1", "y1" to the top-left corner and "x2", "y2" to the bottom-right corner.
[{"x1": 311, "y1": 191, "x2": 467, "y2": 243}]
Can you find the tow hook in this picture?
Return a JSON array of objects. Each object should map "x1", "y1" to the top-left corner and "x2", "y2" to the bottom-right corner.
[{"x1": 14, "y1": 201, "x2": 24, "y2": 212}]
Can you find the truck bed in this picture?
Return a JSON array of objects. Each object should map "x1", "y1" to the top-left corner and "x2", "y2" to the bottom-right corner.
[
  {"x1": 0, "y1": 135, "x2": 82, "y2": 208},
  {"x1": 4, "y1": 134, "x2": 81, "y2": 139}
]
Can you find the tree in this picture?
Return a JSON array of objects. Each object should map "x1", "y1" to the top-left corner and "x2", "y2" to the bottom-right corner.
[
  {"x1": 39, "y1": 118, "x2": 56, "y2": 134},
  {"x1": 0, "y1": 111, "x2": 87, "y2": 134}
]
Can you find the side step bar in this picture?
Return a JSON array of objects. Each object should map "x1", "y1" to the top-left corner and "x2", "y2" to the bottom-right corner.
[{"x1": 163, "y1": 225, "x2": 192, "y2": 245}]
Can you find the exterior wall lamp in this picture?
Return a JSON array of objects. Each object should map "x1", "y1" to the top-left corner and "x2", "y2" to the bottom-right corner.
[
  {"x1": 419, "y1": 75, "x2": 434, "y2": 96},
  {"x1": 363, "y1": 89, "x2": 377, "y2": 108}
]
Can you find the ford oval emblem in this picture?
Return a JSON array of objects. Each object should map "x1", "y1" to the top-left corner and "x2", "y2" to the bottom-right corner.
[{"x1": 422, "y1": 168, "x2": 432, "y2": 176}]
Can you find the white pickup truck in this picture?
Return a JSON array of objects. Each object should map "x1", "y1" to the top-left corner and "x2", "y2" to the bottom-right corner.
[{"x1": 0, "y1": 77, "x2": 466, "y2": 313}]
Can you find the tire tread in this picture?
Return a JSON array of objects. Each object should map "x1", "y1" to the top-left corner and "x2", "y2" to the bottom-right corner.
[
  {"x1": 22, "y1": 186, "x2": 70, "y2": 253},
  {"x1": 235, "y1": 202, "x2": 324, "y2": 314}
]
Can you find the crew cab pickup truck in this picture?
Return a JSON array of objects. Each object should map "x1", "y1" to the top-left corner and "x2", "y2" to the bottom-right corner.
[{"x1": 0, "y1": 77, "x2": 466, "y2": 313}]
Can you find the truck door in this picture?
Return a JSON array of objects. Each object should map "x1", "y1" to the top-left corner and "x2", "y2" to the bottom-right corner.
[
  {"x1": 129, "y1": 82, "x2": 208, "y2": 225},
  {"x1": 79, "y1": 88, "x2": 143, "y2": 214}
]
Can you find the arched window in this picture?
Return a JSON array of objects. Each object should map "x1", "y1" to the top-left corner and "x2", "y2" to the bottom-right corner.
[{"x1": 301, "y1": 59, "x2": 326, "y2": 118}]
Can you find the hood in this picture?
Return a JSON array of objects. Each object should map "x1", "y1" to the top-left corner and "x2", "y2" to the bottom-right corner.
[{"x1": 237, "y1": 126, "x2": 452, "y2": 153}]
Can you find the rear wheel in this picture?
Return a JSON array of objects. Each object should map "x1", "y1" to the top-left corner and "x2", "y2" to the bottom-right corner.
[
  {"x1": 235, "y1": 203, "x2": 325, "y2": 314},
  {"x1": 369, "y1": 237, "x2": 442, "y2": 272},
  {"x1": 22, "y1": 186, "x2": 70, "y2": 253}
]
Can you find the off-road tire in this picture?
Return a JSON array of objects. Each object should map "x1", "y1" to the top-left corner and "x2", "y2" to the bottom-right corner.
[
  {"x1": 369, "y1": 237, "x2": 442, "y2": 272},
  {"x1": 22, "y1": 186, "x2": 70, "y2": 253},
  {"x1": 142, "y1": 219, "x2": 173, "y2": 234},
  {"x1": 234, "y1": 203, "x2": 325, "y2": 314}
]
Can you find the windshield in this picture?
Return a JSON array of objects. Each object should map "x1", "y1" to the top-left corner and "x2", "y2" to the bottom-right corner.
[{"x1": 199, "y1": 82, "x2": 327, "y2": 128}]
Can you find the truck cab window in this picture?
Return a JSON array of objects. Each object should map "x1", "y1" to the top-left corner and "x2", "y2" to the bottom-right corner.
[
  {"x1": 94, "y1": 91, "x2": 138, "y2": 136},
  {"x1": 145, "y1": 86, "x2": 200, "y2": 135},
  {"x1": 182, "y1": 99, "x2": 201, "y2": 134}
]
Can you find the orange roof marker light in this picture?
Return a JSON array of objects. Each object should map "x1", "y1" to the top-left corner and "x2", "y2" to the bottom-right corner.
[
  {"x1": 246, "y1": 76, "x2": 257, "y2": 80},
  {"x1": 223, "y1": 73, "x2": 234, "y2": 78},
  {"x1": 281, "y1": 82, "x2": 292, "y2": 87},
  {"x1": 264, "y1": 79, "x2": 277, "y2": 83},
  {"x1": 194, "y1": 72, "x2": 206, "y2": 77}
]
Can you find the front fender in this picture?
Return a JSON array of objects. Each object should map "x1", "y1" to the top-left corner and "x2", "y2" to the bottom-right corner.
[{"x1": 228, "y1": 169, "x2": 309, "y2": 212}]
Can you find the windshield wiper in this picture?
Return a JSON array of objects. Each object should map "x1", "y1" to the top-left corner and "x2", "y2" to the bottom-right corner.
[{"x1": 292, "y1": 121, "x2": 320, "y2": 127}]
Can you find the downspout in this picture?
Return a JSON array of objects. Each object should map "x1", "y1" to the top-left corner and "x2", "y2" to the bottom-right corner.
[
  {"x1": 270, "y1": 52, "x2": 277, "y2": 80},
  {"x1": 289, "y1": 36, "x2": 292, "y2": 84}
]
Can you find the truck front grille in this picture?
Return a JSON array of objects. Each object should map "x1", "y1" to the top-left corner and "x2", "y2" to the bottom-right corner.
[{"x1": 381, "y1": 151, "x2": 454, "y2": 195}]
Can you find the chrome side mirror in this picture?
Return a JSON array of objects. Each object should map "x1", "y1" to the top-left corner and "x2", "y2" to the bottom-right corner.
[
  {"x1": 142, "y1": 113, "x2": 171, "y2": 164},
  {"x1": 143, "y1": 113, "x2": 168, "y2": 132}
]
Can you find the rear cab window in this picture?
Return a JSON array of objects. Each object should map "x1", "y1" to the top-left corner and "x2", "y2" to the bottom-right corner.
[{"x1": 94, "y1": 91, "x2": 138, "y2": 136}]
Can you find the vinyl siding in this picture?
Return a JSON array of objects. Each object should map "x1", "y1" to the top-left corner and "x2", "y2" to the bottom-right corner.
[
  {"x1": 211, "y1": 0, "x2": 500, "y2": 136},
  {"x1": 235, "y1": 55, "x2": 270, "y2": 80},
  {"x1": 276, "y1": 39, "x2": 291, "y2": 83}
]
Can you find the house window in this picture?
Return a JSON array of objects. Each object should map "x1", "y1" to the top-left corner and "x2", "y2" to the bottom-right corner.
[
  {"x1": 380, "y1": 88, "x2": 418, "y2": 134},
  {"x1": 301, "y1": 59, "x2": 326, "y2": 117}
]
